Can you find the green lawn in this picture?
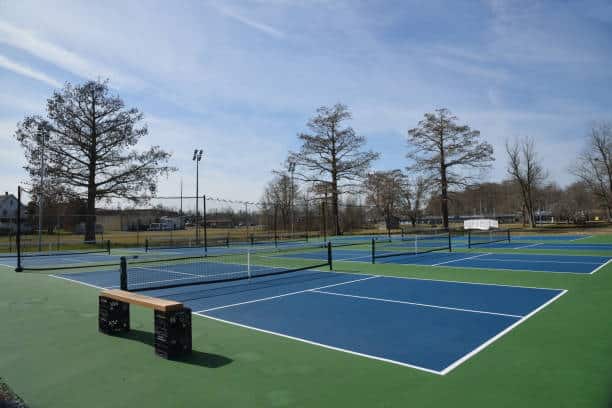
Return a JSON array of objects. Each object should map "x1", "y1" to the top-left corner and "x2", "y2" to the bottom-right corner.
[{"x1": 1, "y1": 236, "x2": 611, "y2": 407}]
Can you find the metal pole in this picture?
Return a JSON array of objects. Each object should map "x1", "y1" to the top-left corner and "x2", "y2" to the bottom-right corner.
[
  {"x1": 203, "y1": 195, "x2": 208, "y2": 252},
  {"x1": 245, "y1": 202, "x2": 249, "y2": 241},
  {"x1": 321, "y1": 201, "x2": 327, "y2": 243},
  {"x1": 16, "y1": 186, "x2": 23, "y2": 272},
  {"x1": 195, "y1": 158, "x2": 199, "y2": 244},
  {"x1": 290, "y1": 167, "x2": 295, "y2": 236},
  {"x1": 180, "y1": 179, "x2": 183, "y2": 217}
]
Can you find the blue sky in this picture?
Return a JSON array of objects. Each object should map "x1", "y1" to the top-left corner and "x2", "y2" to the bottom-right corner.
[{"x1": 1, "y1": 0, "x2": 611, "y2": 204}]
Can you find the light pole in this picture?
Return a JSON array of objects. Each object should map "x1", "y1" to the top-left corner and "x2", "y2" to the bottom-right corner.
[
  {"x1": 37, "y1": 129, "x2": 48, "y2": 251},
  {"x1": 288, "y1": 161, "x2": 296, "y2": 235},
  {"x1": 193, "y1": 149, "x2": 203, "y2": 244}
]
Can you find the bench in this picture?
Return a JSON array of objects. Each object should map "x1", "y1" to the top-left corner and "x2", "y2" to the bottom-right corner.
[{"x1": 98, "y1": 289, "x2": 192, "y2": 359}]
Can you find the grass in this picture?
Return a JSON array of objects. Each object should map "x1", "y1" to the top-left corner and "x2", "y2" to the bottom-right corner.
[{"x1": 0, "y1": 235, "x2": 611, "y2": 407}]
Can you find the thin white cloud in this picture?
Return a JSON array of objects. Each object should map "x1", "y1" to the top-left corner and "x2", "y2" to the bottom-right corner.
[
  {"x1": 0, "y1": 54, "x2": 61, "y2": 87},
  {"x1": 0, "y1": 20, "x2": 145, "y2": 89},
  {"x1": 212, "y1": 4, "x2": 285, "y2": 38}
]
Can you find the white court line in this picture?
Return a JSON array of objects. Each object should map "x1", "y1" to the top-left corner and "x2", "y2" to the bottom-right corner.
[
  {"x1": 310, "y1": 290, "x2": 524, "y2": 318},
  {"x1": 479, "y1": 257, "x2": 602, "y2": 265},
  {"x1": 196, "y1": 276, "x2": 379, "y2": 313},
  {"x1": 431, "y1": 253, "x2": 490, "y2": 267},
  {"x1": 513, "y1": 243, "x2": 542, "y2": 250},
  {"x1": 49, "y1": 274, "x2": 108, "y2": 290},
  {"x1": 195, "y1": 312, "x2": 442, "y2": 375},
  {"x1": 338, "y1": 252, "x2": 598, "y2": 275},
  {"x1": 440, "y1": 289, "x2": 567, "y2": 375},
  {"x1": 590, "y1": 258, "x2": 612, "y2": 275},
  {"x1": 570, "y1": 235, "x2": 592, "y2": 241}
]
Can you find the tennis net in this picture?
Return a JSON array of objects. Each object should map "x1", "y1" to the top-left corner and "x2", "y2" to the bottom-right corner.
[
  {"x1": 12, "y1": 239, "x2": 111, "y2": 258},
  {"x1": 121, "y1": 242, "x2": 332, "y2": 291},
  {"x1": 145, "y1": 237, "x2": 229, "y2": 252},
  {"x1": 371, "y1": 232, "x2": 451, "y2": 263},
  {"x1": 467, "y1": 229, "x2": 511, "y2": 248}
]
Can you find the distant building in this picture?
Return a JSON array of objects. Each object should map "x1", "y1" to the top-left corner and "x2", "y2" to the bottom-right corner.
[{"x1": 0, "y1": 191, "x2": 27, "y2": 233}]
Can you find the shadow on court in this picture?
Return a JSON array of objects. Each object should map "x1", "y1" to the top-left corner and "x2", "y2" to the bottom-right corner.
[{"x1": 120, "y1": 329, "x2": 233, "y2": 368}]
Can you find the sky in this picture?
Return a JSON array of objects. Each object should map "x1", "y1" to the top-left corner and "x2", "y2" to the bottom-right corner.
[{"x1": 1, "y1": 0, "x2": 611, "y2": 205}]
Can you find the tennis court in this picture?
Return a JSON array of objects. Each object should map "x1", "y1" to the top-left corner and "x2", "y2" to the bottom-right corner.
[
  {"x1": 276, "y1": 248, "x2": 612, "y2": 274},
  {"x1": 54, "y1": 260, "x2": 565, "y2": 374},
  {"x1": 459, "y1": 241, "x2": 612, "y2": 252}
]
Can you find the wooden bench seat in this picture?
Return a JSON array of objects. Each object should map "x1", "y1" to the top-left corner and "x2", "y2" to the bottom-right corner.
[
  {"x1": 98, "y1": 289, "x2": 192, "y2": 359},
  {"x1": 100, "y1": 289, "x2": 184, "y2": 311}
]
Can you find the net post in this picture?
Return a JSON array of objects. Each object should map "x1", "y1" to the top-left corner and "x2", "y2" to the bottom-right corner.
[
  {"x1": 250, "y1": 234, "x2": 254, "y2": 246},
  {"x1": 15, "y1": 186, "x2": 23, "y2": 272},
  {"x1": 371, "y1": 238, "x2": 375, "y2": 264},
  {"x1": 467, "y1": 230, "x2": 472, "y2": 248},
  {"x1": 120, "y1": 256, "x2": 127, "y2": 290},
  {"x1": 507, "y1": 228, "x2": 511, "y2": 243},
  {"x1": 448, "y1": 230, "x2": 452, "y2": 252},
  {"x1": 327, "y1": 241, "x2": 332, "y2": 270},
  {"x1": 247, "y1": 250, "x2": 251, "y2": 279},
  {"x1": 145, "y1": 238, "x2": 149, "y2": 253},
  {"x1": 414, "y1": 234, "x2": 418, "y2": 254},
  {"x1": 225, "y1": 234, "x2": 229, "y2": 247},
  {"x1": 106, "y1": 239, "x2": 111, "y2": 255}
]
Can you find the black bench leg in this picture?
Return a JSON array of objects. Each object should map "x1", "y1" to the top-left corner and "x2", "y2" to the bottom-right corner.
[
  {"x1": 154, "y1": 307, "x2": 192, "y2": 359},
  {"x1": 99, "y1": 296, "x2": 130, "y2": 334}
]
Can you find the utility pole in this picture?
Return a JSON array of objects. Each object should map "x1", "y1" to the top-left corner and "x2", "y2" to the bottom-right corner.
[{"x1": 193, "y1": 149, "x2": 203, "y2": 244}]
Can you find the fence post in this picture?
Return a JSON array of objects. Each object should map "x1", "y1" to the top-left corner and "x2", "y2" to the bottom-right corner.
[
  {"x1": 203, "y1": 195, "x2": 208, "y2": 253},
  {"x1": 15, "y1": 186, "x2": 23, "y2": 272}
]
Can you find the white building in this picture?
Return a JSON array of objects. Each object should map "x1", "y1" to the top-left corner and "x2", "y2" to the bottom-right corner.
[{"x1": 0, "y1": 192, "x2": 24, "y2": 232}]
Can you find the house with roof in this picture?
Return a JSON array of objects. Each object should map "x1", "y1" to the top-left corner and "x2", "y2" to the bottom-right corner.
[{"x1": 0, "y1": 191, "x2": 25, "y2": 233}]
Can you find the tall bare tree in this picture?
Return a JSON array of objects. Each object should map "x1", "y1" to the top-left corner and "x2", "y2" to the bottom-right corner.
[
  {"x1": 506, "y1": 137, "x2": 547, "y2": 228},
  {"x1": 572, "y1": 122, "x2": 612, "y2": 219},
  {"x1": 364, "y1": 170, "x2": 404, "y2": 235},
  {"x1": 15, "y1": 80, "x2": 173, "y2": 241},
  {"x1": 289, "y1": 104, "x2": 379, "y2": 235},
  {"x1": 407, "y1": 108, "x2": 494, "y2": 229}
]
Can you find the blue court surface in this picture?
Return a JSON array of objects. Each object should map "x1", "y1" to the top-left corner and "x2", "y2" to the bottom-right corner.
[
  {"x1": 54, "y1": 267, "x2": 565, "y2": 374},
  {"x1": 276, "y1": 249, "x2": 612, "y2": 274},
  {"x1": 464, "y1": 241, "x2": 612, "y2": 252},
  {"x1": 511, "y1": 234, "x2": 591, "y2": 241},
  {"x1": 0, "y1": 252, "x2": 124, "y2": 269}
]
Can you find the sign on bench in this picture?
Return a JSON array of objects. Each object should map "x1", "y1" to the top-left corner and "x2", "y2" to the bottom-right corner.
[{"x1": 99, "y1": 289, "x2": 192, "y2": 359}]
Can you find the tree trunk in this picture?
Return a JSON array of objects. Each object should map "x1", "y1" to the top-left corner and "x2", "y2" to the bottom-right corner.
[
  {"x1": 439, "y1": 131, "x2": 449, "y2": 230},
  {"x1": 331, "y1": 187, "x2": 340, "y2": 236},
  {"x1": 85, "y1": 93, "x2": 97, "y2": 242},
  {"x1": 85, "y1": 184, "x2": 96, "y2": 241}
]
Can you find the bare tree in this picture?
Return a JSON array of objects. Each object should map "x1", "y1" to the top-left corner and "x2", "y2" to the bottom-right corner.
[
  {"x1": 364, "y1": 170, "x2": 404, "y2": 235},
  {"x1": 289, "y1": 104, "x2": 379, "y2": 235},
  {"x1": 261, "y1": 173, "x2": 298, "y2": 231},
  {"x1": 15, "y1": 80, "x2": 174, "y2": 241},
  {"x1": 506, "y1": 137, "x2": 547, "y2": 228},
  {"x1": 407, "y1": 108, "x2": 494, "y2": 229},
  {"x1": 572, "y1": 122, "x2": 612, "y2": 219},
  {"x1": 400, "y1": 176, "x2": 429, "y2": 227}
]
